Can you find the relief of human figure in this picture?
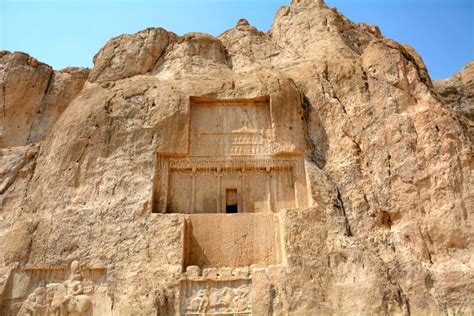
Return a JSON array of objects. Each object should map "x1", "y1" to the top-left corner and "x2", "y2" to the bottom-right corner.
[
  {"x1": 209, "y1": 287, "x2": 232, "y2": 312},
  {"x1": 18, "y1": 281, "x2": 48, "y2": 316},
  {"x1": 187, "y1": 287, "x2": 210, "y2": 313},
  {"x1": 20, "y1": 261, "x2": 93, "y2": 316},
  {"x1": 53, "y1": 261, "x2": 92, "y2": 316},
  {"x1": 233, "y1": 285, "x2": 250, "y2": 312}
]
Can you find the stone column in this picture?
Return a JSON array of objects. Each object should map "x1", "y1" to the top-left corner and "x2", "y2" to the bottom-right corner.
[
  {"x1": 191, "y1": 166, "x2": 196, "y2": 213},
  {"x1": 266, "y1": 165, "x2": 273, "y2": 213},
  {"x1": 217, "y1": 166, "x2": 222, "y2": 213},
  {"x1": 272, "y1": 168, "x2": 279, "y2": 211},
  {"x1": 294, "y1": 157, "x2": 309, "y2": 209},
  {"x1": 240, "y1": 168, "x2": 245, "y2": 213},
  {"x1": 291, "y1": 167, "x2": 298, "y2": 209},
  {"x1": 160, "y1": 159, "x2": 170, "y2": 213}
]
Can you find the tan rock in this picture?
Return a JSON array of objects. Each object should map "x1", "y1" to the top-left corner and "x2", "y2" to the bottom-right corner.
[
  {"x1": 0, "y1": 0, "x2": 472, "y2": 315},
  {"x1": 0, "y1": 52, "x2": 52, "y2": 147},
  {"x1": 0, "y1": 52, "x2": 88, "y2": 147},
  {"x1": 28, "y1": 67, "x2": 89, "y2": 143},
  {"x1": 434, "y1": 60, "x2": 474, "y2": 119},
  {"x1": 89, "y1": 27, "x2": 176, "y2": 83}
]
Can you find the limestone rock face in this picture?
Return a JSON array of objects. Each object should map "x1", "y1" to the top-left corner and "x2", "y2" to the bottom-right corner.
[
  {"x1": 434, "y1": 61, "x2": 474, "y2": 120},
  {"x1": 0, "y1": 1, "x2": 472, "y2": 315},
  {"x1": 89, "y1": 27, "x2": 176, "y2": 83},
  {"x1": 154, "y1": 32, "x2": 232, "y2": 79},
  {"x1": 0, "y1": 51, "x2": 89, "y2": 147}
]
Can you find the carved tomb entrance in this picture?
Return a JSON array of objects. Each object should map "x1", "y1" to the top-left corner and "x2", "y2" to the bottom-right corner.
[{"x1": 151, "y1": 95, "x2": 310, "y2": 315}]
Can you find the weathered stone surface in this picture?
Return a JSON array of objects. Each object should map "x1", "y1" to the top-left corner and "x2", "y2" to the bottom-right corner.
[
  {"x1": 89, "y1": 27, "x2": 176, "y2": 83},
  {"x1": 0, "y1": 51, "x2": 88, "y2": 147},
  {"x1": 0, "y1": 0, "x2": 472, "y2": 315},
  {"x1": 29, "y1": 67, "x2": 90, "y2": 144},
  {"x1": 434, "y1": 61, "x2": 474, "y2": 120}
]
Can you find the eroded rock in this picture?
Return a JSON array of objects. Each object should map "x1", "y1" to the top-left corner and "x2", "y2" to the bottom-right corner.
[
  {"x1": 434, "y1": 61, "x2": 474, "y2": 120},
  {"x1": 0, "y1": 0, "x2": 472, "y2": 315},
  {"x1": 0, "y1": 51, "x2": 88, "y2": 147}
]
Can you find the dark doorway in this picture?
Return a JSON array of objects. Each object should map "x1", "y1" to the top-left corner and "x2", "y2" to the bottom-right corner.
[{"x1": 226, "y1": 189, "x2": 238, "y2": 213}]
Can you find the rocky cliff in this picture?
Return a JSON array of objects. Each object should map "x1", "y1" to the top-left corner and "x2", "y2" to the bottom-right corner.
[{"x1": 0, "y1": 0, "x2": 472, "y2": 315}]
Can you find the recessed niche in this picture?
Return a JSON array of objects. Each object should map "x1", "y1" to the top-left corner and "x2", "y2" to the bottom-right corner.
[
  {"x1": 225, "y1": 189, "x2": 238, "y2": 213},
  {"x1": 151, "y1": 96, "x2": 310, "y2": 214}
]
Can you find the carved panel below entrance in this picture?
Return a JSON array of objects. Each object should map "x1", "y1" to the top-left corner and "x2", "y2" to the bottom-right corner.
[
  {"x1": 183, "y1": 214, "x2": 284, "y2": 269},
  {"x1": 179, "y1": 265, "x2": 289, "y2": 315},
  {"x1": 180, "y1": 279, "x2": 251, "y2": 315}
]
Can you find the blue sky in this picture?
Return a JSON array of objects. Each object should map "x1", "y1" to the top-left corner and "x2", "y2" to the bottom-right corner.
[{"x1": 0, "y1": 0, "x2": 472, "y2": 80}]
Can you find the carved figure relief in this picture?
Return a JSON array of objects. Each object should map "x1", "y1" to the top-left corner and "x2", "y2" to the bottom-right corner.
[
  {"x1": 17, "y1": 281, "x2": 48, "y2": 316},
  {"x1": 233, "y1": 285, "x2": 250, "y2": 312},
  {"x1": 16, "y1": 261, "x2": 98, "y2": 316},
  {"x1": 187, "y1": 288, "x2": 210, "y2": 313},
  {"x1": 181, "y1": 282, "x2": 251, "y2": 315}
]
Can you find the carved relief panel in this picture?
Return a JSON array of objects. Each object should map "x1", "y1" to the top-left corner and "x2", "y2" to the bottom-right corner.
[
  {"x1": 2, "y1": 261, "x2": 110, "y2": 316},
  {"x1": 152, "y1": 95, "x2": 311, "y2": 215},
  {"x1": 189, "y1": 97, "x2": 272, "y2": 157},
  {"x1": 181, "y1": 280, "x2": 251, "y2": 315},
  {"x1": 179, "y1": 265, "x2": 289, "y2": 316}
]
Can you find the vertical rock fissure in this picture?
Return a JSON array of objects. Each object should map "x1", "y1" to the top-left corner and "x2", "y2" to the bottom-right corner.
[
  {"x1": 38, "y1": 70, "x2": 54, "y2": 114},
  {"x1": 25, "y1": 221, "x2": 40, "y2": 264},
  {"x1": 366, "y1": 245, "x2": 412, "y2": 316},
  {"x1": 297, "y1": 84, "x2": 354, "y2": 237},
  {"x1": 342, "y1": 129, "x2": 362, "y2": 154},
  {"x1": 25, "y1": 70, "x2": 54, "y2": 144},
  {"x1": 299, "y1": 88, "x2": 327, "y2": 168},
  {"x1": 0, "y1": 148, "x2": 37, "y2": 195},
  {"x1": 301, "y1": 96, "x2": 316, "y2": 151},
  {"x1": 335, "y1": 187, "x2": 353, "y2": 237},
  {"x1": 2, "y1": 86, "x2": 5, "y2": 119},
  {"x1": 387, "y1": 153, "x2": 392, "y2": 180},
  {"x1": 2, "y1": 86, "x2": 6, "y2": 139},
  {"x1": 397, "y1": 287, "x2": 411, "y2": 316},
  {"x1": 22, "y1": 149, "x2": 39, "y2": 202}
]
